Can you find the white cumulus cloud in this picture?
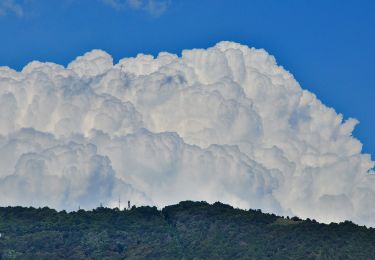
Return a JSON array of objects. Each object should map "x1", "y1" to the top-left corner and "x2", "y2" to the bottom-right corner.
[{"x1": 0, "y1": 41, "x2": 374, "y2": 226}]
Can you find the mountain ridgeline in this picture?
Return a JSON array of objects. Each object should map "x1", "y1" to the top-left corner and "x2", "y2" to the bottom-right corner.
[{"x1": 0, "y1": 201, "x2": 374, "y2": 259}]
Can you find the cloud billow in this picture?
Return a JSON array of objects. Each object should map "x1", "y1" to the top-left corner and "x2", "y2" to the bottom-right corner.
[{"x1": 0, "y1": 42, "x2": 373, "y2": 226}]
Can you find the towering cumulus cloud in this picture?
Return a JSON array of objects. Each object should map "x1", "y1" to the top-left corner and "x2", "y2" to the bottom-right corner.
[{"x1": 0, "y1": 42, "x2": 373, "y2": 226}]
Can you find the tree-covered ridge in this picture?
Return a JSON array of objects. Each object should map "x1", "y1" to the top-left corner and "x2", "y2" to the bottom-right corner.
[{"x1": 0, "y1": 201, "x2": 374, "y2": 259}]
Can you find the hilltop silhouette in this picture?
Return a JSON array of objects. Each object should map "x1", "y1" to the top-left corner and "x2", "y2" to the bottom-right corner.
[{"x1": 0, "y1": 201, "x2": 374, "y2": 259}]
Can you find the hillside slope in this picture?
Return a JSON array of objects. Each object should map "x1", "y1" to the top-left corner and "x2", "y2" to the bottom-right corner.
[{"x1": 0, "y1": 201, "x2": 374, "y2": 259}]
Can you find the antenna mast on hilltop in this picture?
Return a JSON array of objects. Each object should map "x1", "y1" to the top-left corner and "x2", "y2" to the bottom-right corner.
[{"x1": 118, "y1": 196, "x2": 121, "y2": 210}]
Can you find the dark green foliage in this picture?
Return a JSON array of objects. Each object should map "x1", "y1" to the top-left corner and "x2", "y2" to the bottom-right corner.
[{"x1": 0, "y1": 202, "x2": 374, "y2": 259}]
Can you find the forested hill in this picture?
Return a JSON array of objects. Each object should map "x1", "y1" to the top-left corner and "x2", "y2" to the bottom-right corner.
[{"x1": 0, "y1": 201, "x2": 374, "y2": 259}]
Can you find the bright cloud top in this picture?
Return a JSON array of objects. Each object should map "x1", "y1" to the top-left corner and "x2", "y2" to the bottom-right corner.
[{"x1": 0, "y1": 42, "x2": 373, "y2": 226}]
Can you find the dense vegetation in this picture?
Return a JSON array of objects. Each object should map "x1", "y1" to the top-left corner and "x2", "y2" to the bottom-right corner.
[{"x1": 0, "y1": 201, "x2": 374, "y2": 259}]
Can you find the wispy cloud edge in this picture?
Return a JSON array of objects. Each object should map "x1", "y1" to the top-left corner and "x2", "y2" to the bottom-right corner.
[
  {"x1": 101, "y1": 0, "x2": 171, "y2": 17},
  {"x1": 0, "y1": 0, "x2": 23, "y2": 17}
]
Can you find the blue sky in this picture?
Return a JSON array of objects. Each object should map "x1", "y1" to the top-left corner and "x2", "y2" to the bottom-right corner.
[{"x1": 0, "y1": 0, "x2": 374, "y2": 157}]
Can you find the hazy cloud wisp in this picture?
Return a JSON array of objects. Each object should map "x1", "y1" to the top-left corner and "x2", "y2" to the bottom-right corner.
[
  {"x1": 101, "y1": 0, "x2": 170, "y2": 16},
  {"x1": 0, "y1": 0, "x2": 23, "y2": 17}
]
